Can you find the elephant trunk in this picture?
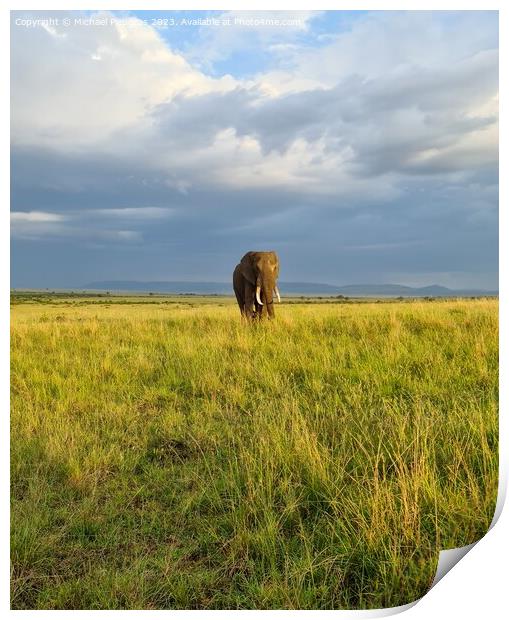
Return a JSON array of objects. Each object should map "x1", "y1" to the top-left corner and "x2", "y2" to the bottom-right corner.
[{"x1": 263, "y1": 282, "x2": 275, "y2": 318}]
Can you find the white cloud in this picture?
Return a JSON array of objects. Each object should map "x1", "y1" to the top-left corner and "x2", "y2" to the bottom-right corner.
[
  {"x1": 40, "y1": 22, "x2": 66, "y2": 39},
  {"x1": 11, "y1": 11, "x2": 238, "y2": 149},
  {"x1": 256, "y1": 11, "x2": 498, "y2": 94},
  {"x1": 11, "y1": 211, "x2": 68, "y2": 240},
  {"x1": 196, "y1": 129, "x2": 400, "y2": 199},
  {"x1": 10, "y1": 209, "x2": 149, "y2": 242},
  {"x1": 11, "y1": 211, "x2": 66, "y2": 222}
]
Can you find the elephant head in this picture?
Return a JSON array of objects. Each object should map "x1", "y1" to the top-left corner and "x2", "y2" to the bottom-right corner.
[{"x1": 239, "y1": 251, "x2": 280, "y2": 318}]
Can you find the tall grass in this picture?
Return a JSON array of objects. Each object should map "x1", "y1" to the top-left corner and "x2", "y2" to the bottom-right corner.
[{"x1": 11, "y1": 298, "x2": 498, "y2": 609}]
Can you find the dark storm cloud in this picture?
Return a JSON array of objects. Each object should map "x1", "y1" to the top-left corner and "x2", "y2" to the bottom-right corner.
[{"x1": 11, "y1": 138, "x2": 498, "y2": 289}]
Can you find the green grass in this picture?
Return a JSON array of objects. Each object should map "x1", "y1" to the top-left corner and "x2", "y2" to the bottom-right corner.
[{"x1": 11, "y1": 297, "x2": 498, "y2": 609}]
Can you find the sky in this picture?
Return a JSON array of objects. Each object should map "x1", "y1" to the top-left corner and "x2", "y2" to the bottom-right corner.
[{"x1": 10, "y1": 10, "x2": 499, "y2": 289}]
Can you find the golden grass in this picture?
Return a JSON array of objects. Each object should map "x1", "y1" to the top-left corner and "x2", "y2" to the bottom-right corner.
[{"x1": 11, "y1": 297, "x2": 498, "y2": 609}]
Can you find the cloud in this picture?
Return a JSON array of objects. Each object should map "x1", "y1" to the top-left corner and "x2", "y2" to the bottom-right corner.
[
  {"x1": 10, "y1": 10, "x2": 499, "y2": 289},
  {"x1": 11, "y1": 10, "x2": 498, "y2": 192},
  {"x1": 255, "y1": 11, "x2": 498, "y2": 92},
  {"x1": 11, "y1": 211, "x2": 66, "y2": 222},
  {"x1": 10, "y1": 207, "x2": 151, "y2": 242},
  {"x1": 180, "y1": 10, "x2": 321, "y2": 73},
  {"x1": 92, "y1": 207, "x2": 174, "y2": 219},
  {"x1": 11, "y1": 211, "x2": 68, "y2": 240},
  {"x1": 11, "y1": 10, "x2": 238, "y2": 149},
  {"x1": 131, "y1": 44, "x2": 497, "y2": 193}
]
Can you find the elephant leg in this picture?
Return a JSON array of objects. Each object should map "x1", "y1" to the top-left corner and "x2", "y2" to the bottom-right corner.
[
  {"x1": 233, "y1": 265, "x2": 247, "y2": 316},
  {"x1": 254, "y1": 298, "x2": 263, "y2": 320},
  {"x1": 244, "y1": 282, "x2": 256, "y2": 319},
  {"x1": 234, "y1": 284, "x2": 244, "y2": 315}
]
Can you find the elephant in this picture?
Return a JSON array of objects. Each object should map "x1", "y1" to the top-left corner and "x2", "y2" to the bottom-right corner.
[{"x1": 233, "y1": 251, "x2": 281, "y2": 320}]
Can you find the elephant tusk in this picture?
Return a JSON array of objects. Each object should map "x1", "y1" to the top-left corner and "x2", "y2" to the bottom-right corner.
[
  {"x1": 274, "y1": 286, "x2": 281, "y2": 303},
  {"x1": 256, "y1": 285, "x2": 263, "y2": 306}
]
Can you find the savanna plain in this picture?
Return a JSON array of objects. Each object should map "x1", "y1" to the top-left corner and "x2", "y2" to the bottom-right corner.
[{"x1": 10, "y1": 294, "x2": 498, "y2": 609}]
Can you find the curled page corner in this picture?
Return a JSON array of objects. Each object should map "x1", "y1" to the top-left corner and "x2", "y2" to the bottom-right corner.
[
  {"x1": 351, "y1": 473, "x2": 507, "y2": 616},
  {"x1": 430, "y1": 542, "x2": 477, "y2": 589},
  {"x1": 429, "y1": 470, "x2": 506, "y2": 591},
  {"x1": 336, "y1": 598, "x2": 419, "y2": 618},
  {"x1": 362, "y1": 599, "x2": 420, "y2": 617}
]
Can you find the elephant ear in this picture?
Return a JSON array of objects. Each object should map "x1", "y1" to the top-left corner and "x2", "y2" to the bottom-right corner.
[{"x1": 240, "y1": 252, "x2": 257, "y2": 285}]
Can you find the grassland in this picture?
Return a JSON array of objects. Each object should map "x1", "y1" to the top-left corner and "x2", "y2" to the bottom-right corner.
[{"x1": 10, "y1": 295, "x2": 498, "y2": 609}]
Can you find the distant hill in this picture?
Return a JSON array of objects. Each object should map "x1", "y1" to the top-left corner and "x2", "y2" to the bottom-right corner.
[
  {"x1": 328, "y1": 284, "x2": 498, "y2": 297},
  {"x1": 85, "y1": 281, "x2": 233, "y2": 294},
  {"x1": 83, "y1": 280, "x2": 498, "y2": 297}
]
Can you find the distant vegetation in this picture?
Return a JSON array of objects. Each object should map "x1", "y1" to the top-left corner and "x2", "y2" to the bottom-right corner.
[
  {"x1": 11, "y1": 296, "x2": 498, "y2": 609},
  {"x1": 10, "y1": 291, "x2": 495, "y2": 307},
  {"x1": 42, "y1": 279, "x2": 499, "y2": 297}
]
